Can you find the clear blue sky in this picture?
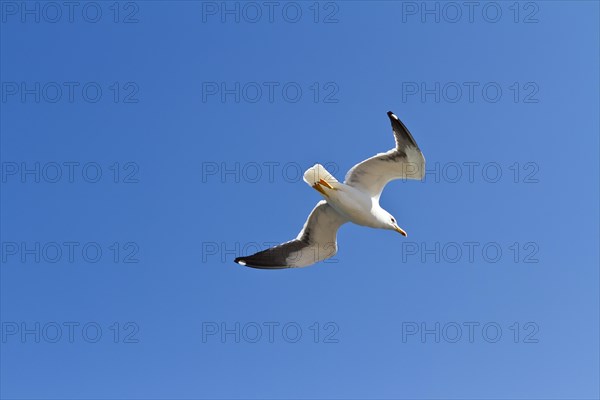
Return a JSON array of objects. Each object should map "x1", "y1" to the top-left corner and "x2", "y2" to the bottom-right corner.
[{"x1": 1, "y1": 1, "x2": 598, "y2": 399}]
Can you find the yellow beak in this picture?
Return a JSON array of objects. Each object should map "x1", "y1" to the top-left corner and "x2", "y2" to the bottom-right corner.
[{"x1": 394, "y1": 226, "x2": 408, "y2": 237}]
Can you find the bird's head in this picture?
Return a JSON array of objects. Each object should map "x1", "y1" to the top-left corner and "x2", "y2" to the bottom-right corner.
[{"x1": 380, "y1": 210, "x2": 407, "y2": 237}]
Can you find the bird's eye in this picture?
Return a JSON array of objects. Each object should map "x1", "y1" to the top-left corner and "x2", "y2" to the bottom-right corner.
[{"x1": 391, "y1": 217, "x2": 395, "y2": 223}]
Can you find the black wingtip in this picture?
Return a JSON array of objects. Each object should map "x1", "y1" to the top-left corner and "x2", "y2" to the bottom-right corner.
[
  {"x1": 234, "y1": 258, "x2": 289, "y2": 269},
  {"x1": 386, "y1": 110, "x2": 419, "y2": 149},
  {"x1": 234, "y1": 257, "x2": 247, "y2": 266}
]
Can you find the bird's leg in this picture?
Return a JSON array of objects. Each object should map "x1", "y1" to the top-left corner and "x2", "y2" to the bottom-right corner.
[
  {"x1": 311, "y1": 179, "x2": 339, "y2": 198},
  {"x1": 312, "y1": 182, "x2": 329, "y2": 197},
  {"x1": 319, "y1": 178, "x2": 335, "y2": 190}
]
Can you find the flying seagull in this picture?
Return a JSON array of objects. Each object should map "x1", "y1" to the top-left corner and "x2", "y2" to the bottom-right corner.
[{"x1": 235, "y1": 111, "x2": 425, "y2": 269}]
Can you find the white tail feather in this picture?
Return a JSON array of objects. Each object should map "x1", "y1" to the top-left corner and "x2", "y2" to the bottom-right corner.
[{"x1": 303, "y1": 164, "x2": 338, "y2": 188}]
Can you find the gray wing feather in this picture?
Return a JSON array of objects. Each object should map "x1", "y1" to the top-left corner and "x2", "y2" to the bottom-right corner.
[
  {"x1": 235, "y1": 201, "x2": 347, "y2": 269},
  {"x1": 344, "y1": 111, "x2": 425, "y2": 199}
]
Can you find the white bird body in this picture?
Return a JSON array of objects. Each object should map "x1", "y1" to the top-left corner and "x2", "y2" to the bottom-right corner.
[
  {"x1": 302, "y1": 164, "x2": 386, "y2": 229},
  {"x1": 234, "y1": 111, "x2": 425, "y2": 269}
]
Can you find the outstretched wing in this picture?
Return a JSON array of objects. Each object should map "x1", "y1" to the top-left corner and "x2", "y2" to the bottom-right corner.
[
  {"x1": 344, "y1": 111, "x2": 425, "y2": 199},
  {"x1": 234, "y1": 201, "x2": 348, "y2": 269}
]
